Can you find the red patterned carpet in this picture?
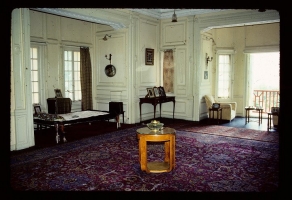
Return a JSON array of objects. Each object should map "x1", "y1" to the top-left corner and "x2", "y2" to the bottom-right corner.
[
  {"x1": 179, "y1": 125, "x2": 279, "y2": 143},
  {"x1": 10, "y1": 127, "x2": 279, "y2": 192}
]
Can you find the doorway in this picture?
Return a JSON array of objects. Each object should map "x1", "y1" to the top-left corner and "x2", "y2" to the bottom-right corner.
[{"x1": 246, "y1": 52, "x2": 280, "y2": 117}]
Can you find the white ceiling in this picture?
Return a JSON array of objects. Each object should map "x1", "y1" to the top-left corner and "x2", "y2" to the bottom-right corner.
[{"x1": 127, "y1": 9, "x2": 229, "y2": 19}]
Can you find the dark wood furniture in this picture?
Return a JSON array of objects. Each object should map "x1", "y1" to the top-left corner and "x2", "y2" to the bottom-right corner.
[
  {"x1": 245, "y1": 106, "x2": 263, "y2": 125},
  {"x1": 109, "y1": 102, "x2": 125, "y2": 125},
  {"x1": 208, "y1": 107, "x2": 222, "y2": 124},
  {"x1": 139, "y1": 96, "x2": 175, "y2": 123},
  {"x1": 47, "y1": 98, "x2": 72, "y2": 114},
  {"x1": 136, "y1": 127, "x2": 176, "y2": 173},
  {"x1": 34, "y1": 110, "x2": 118, "y2": 144},
  {"x1": 267, "y1": 112, "x2": 279, "y2": 131}
]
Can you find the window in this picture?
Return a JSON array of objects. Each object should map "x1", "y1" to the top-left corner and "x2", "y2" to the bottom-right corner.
[
  {"x1": 30, "y1": 47, "x2": 40, "y2": 104},
  {"x1": 216, "y1": 50, "x2": 234, "y2": 100},
  {"x1": 64, "y1": 49, "x2": 81, "y2": 101}
]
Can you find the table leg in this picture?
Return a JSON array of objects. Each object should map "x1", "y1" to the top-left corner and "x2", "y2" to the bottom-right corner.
[
  {"x1": 153, "y1": 103, "x2": 157, "y2": 119},
  {"x1": 55, "y1": 124, "x2": 60, "y2": 144},
  {"x1": 173, "y1": 100, "x2": 175, "y2": 120},
  {"x1": 164, "y1": 141, "x2": 170, "y2": 163},
  {"x1": 139, "y1": 102, "x2": 142, "y2": 123},
  {"x1": 139, "y1": 137, "x2": 147, "y2": 171},
  {"x1": 160, "y1": 103, "x2": 162, "y2": 119}
]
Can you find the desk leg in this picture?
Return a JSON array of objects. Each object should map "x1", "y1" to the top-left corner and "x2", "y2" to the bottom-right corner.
[
  {"x1": 160, "y1": 103, "x2": 162, "y2": 119},
  {"x1": 55, "y1": 124, "x2": 60, "y2": 144},
  {"x1": 173, "y1": 100, "x2": 175, "y2": 120},
  {"x1": 153, "y1": 104, "x2": 157, "y2": 119},
  {"x1": 139, "y1": 102, "x2": 142, "y2": 123}
]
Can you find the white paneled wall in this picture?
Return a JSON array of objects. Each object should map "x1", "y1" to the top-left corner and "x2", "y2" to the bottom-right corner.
[{"x1": 11, "y1": 9, "x2": 279, "y2": 150}]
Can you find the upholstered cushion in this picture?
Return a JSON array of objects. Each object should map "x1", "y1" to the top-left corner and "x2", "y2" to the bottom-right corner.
[{"x1": 204, "y1": 95, "x2": 216, "y2": 109}]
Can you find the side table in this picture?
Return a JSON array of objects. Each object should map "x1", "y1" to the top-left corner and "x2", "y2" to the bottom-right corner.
[
  {"x1": 245, "y1": 106, "x2": 263, "y2": 125},
  {"x1": 136, "y1": 127, "x2": 176, "y2": 173},
  {"x1": 267, "y1": 112, "x2": 279, "y2": 131},
  {"x1": 208, "y1": 107, "x2": 222, "y2": 124}
]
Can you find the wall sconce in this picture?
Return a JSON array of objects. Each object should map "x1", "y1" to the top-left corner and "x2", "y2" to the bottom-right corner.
[
  {"x1": 206, "y1": 53, "x2": 213, "y2": 66},
  {"x1": 171, "y1": 10, "x2": 177, "y2": 22},
  {"x1": 103, "y1": 34, "x2": 111, "y2": 41}
]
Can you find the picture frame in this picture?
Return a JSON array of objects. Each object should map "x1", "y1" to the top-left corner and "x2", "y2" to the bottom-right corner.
[
  {"x1": 146, "y1": 88, "x2": 155, "y2": 98},
  {"x1": 204, "y1": 71, "x2": 208, "y2": 79},
  {"x1": 54, "y1": 89, "x2": 63, "y2": 98},
  {"x1": 153, "y1": 87, "x2": 160, "y2": 97},
  {"x1": 145, "y1": 48, "x2": 154, "y2": 65},
  {"x1": 212, "y1": 103, "x2": 220, "y2": 109},
  {"x1": 158, "y1": 86, "x2": 166, "y2": 97},
  {"x1": 34, "y1": 105, "x2": 41, "y2": 115}
]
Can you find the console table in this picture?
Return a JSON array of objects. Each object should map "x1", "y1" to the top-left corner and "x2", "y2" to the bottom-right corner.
[{"x1": 139, "y1": 96, "x2": 175, "y2": 123}]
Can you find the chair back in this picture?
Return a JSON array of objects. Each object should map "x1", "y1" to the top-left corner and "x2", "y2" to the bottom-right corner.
[{"x1": 204, "y1": 95, "x2": 216, "y2": 108}]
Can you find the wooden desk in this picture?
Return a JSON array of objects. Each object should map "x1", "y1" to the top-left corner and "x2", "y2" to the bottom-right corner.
[
  {"x1": 136, "y1": 127, "x2": 176, "y2": 173},
  {"x1": 139, "y1": 96, "x2": 175, "y2": 123}
]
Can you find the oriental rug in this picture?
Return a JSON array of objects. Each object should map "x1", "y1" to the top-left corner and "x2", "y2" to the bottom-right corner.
[
  {"x1": 180, "y1": 125, "x2": 279, "y2": 143},
  {"x1": 10, "y1": 127, "x2": 279, "y2": 192}
]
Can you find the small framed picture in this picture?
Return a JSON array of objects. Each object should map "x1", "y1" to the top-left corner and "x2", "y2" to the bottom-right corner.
[
  {"x1": 158, "y1": 86, "x2": 166, "y2": 97},
  {"x1": 145, "y1": 48, "x2": 154, "y2": 65},
  {"x1": 54, "y1": 89, "x2": 63, "y2": 98},
  {"x1": 153, "y1": 87, "x2": 160, "y2": 97},
  {"x1": 146, "y1": 88, "x2": 155, "y2": 98},
  {"x1": 34, "y1": 105, "x2": 41, "y2": 115},
  {"x1": 212, "y1": 103, "x2": 220, "y2": 109},
  {"x1": 204, "y1": 71, "x2": 208, "y2": 79}
]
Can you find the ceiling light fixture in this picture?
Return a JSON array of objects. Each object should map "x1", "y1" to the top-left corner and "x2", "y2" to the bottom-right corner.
[
  {"x1": 172, "y1": 10, "x2": 177, "y2": 22},
  {"x1": 103, "y1": 34, "x2": 111, "y2": 41}
]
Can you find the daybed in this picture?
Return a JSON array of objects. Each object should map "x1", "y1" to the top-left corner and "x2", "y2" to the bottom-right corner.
[{"x1": 33, "y1": 110, "x2": 119, "y2": 144}]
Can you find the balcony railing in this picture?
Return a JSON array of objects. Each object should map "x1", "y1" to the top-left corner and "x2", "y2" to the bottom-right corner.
[{"x1": 253, "y1": 90, "x2": 280, "y2": 113}]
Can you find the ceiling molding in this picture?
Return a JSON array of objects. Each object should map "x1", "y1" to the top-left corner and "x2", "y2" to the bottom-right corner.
[
  {"x1": 31, "y1": 8, "x2": 126, "y2": 29},
  {"x1": 128, "y1": 9, "x2": 227, "y2": 19}
]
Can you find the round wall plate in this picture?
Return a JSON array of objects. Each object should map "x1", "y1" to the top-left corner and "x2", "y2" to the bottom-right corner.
[{"x1": 104, "y1": 64, "x2": 116, "y2": 77}]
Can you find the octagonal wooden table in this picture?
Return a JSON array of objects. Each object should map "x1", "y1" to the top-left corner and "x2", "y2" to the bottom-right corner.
[{"x1": 136, "y1": 127, "x2": 176, "y2": 173}]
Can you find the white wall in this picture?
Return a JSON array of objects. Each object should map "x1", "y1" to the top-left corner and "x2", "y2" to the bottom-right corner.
[{"x1": 11, "y1": 9, "x2": 280, "y2": 150}]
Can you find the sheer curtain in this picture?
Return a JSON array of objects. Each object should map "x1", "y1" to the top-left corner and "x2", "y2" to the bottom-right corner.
[
  {"x1": 80, "y1": 47, "x2": 93, "y2": 111},
  {"x1": 163, "y1": 50, "x2": 174, "y2": 93}
]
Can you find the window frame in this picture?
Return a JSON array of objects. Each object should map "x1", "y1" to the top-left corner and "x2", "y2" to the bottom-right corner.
[
  {"x1": 30, "y1": 44, "x2": 45, "y2": 106},
  {"x1": 215, "y1": 49, "x2": 235, "y2": 101},
  {"x1": 63, "y1": 47, "x2": 81, "y2": 102}
]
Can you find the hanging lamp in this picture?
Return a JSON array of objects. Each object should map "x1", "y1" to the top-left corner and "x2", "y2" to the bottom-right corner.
[{"x1": 172, "y1": 10, "x2": 177, "y2": 22}]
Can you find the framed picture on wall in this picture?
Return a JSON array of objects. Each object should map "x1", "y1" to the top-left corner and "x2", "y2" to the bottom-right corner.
[
  {"x1": 204, "y1": 71, "x2": 208, "y2": 79},
  {"x1": 146, "y1": 88, "x2": 155, "y2": 98},
  {"x1": 145, "y1": 48, "x2": 154, "y2": 65}
]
